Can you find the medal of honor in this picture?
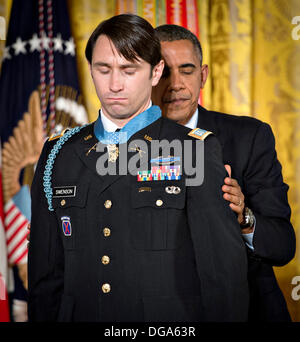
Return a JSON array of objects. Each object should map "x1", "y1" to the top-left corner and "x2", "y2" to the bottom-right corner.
[
  {"x1": 107, "y1": 144, "x2": 119, "y2": 162},
  {"x1": 93, "y1": 106, "x2": 162, "y2": 165}
]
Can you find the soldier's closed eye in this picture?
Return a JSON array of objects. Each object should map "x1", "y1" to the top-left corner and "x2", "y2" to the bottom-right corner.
[{"x1": 123, "y1": 67, "x2": 137, "y2": 75}]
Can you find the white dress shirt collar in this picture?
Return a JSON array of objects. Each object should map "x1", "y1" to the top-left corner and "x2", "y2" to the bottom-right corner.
[
  {"x1": 100, "y1": 101, "x2": 153, "y2": 132},
  {"x1": 184, "y1": 108, "x2": 198, "y2": 129}
]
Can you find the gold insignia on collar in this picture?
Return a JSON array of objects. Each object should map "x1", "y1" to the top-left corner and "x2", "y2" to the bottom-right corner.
[
  {"x1": 86, "y1": 143, "x2": 97, "y2": 156},
  {"x1": 84, "y1": 134, "x2": 93, "y2": 141},
  {"x1": 144, "y1": 134, "x2": 152, "y2": 142},
  {"x1": 130, "y1": 144, "x2": 146, "y2": 157}
]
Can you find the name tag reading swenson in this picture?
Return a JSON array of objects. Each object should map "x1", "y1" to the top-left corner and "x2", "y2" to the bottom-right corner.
[{"x1": 53, "y1": 186, "x2": 77, "y2": 198}]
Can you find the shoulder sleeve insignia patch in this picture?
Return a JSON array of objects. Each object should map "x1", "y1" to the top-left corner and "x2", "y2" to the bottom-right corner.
[
  {"x1": 188, "y1": 128, "x2": 213, "y2": 141},
  {"x1": 48, "y1": 129, "x2": 68, "y2": 141}
]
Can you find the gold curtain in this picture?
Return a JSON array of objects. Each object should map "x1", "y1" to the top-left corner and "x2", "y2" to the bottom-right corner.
[
  {"x1": 66, "y1": 0, "x2": 115, "y2": 122},
  {"x1": 202, "y1": 0, "x2": 300, "y2": 321},
  {"x1": 1, "y1": 0, "x2": 299, "y2": 321},
  {"x1": 252, "y1": 0, "x2": 300, "y2": 322}
]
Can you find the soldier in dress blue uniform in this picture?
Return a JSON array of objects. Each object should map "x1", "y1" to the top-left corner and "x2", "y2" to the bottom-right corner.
[
  {"x1": 28, "y1": 14, "x2": 249, "y2": 322},
  {"x1": 152, "y1": 24, "x2": 295, "y2": 321}
]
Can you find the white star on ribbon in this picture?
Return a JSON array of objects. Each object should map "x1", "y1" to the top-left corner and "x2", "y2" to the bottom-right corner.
[
  {"x1": 2, "y1": 46, "x2": 11, "y2": 61},
  {"x1": 41, "y1": 33, "x2": 50, "y2": 51},
  {"x1": 64, "y1": 37, "x2": 75, "y2": 56},
  {"x1": 29, "y1": 33, "x2": 41, "y2": 52},
  {"x1": 5, "y1": 33, "x2": 78, "y2": 60},
  {"x1": 12, "y1": 37, "x2": 27, "y2": 55},
  {"x1": 53, "y1": 34, "x2": 63, "y2": 52}
]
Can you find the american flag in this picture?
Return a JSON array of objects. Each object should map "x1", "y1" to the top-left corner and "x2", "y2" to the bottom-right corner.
[
  {"x1": 0, "y1": 0, "x2": 87, "y2": 270},
  {"x1": 0, "y1": 141, "x2": 10, "y2": 321},
  {"x1": 4, "y1": 194, "x2": 29, "y2": 265}
]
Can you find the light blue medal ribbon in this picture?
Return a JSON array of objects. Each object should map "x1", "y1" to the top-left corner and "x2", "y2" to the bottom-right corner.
[{"x1": 93, "y1": 105, "x2": 161, "y2": 144}]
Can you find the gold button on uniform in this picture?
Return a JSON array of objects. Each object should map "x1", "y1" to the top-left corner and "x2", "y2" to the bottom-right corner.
[
  {"x1": 101, "y1": 255, "x2": 110, "y2": 265},
  {"x1": 60, "y1": 199, "x2": 66, "y2": 206},
  {"x1": 156, "y1": 199, "x2": 163, "y2": 207},
  {"x1": 104, "y1": 200, "x2": 112, "y2": 209},
  {"x1": 103, "y1": 227, "x2": 111, "y2": 237},
  {"x1": 102, "y1": 283, "x2": 111, "y2": 293}
]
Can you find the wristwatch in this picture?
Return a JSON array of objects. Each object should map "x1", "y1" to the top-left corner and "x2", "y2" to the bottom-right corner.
[{"x1": 240, "y1": 207, "x2": 255, "y2": 229}]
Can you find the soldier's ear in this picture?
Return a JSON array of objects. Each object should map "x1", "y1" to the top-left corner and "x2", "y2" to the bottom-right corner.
[{"x1": 151, "y1": 59, "x2": 165, "y2": 87}]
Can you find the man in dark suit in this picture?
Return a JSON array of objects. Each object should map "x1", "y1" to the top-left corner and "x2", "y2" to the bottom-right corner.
[
  {"x1": 28, "y1": 14, "x2": 249, "y2": 322},
  {"x1": 152, "y1": 24, "x2": 296, "y2": 321}
]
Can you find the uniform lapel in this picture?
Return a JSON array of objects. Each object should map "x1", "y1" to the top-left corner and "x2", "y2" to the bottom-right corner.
[
  {"x1": 73, "y1": 123, "x2": 105, "y2": 180},
  {"x1": 73, "y1": 125, "x2": 120, "y2": 194},
  {"x1": 196, "y1": 105, "x2": 227, "y2": 154},
  {"x1": 74, "y1": 118, "x2": 164, "y2": 195},
  {"x1": 197, "y1": 105, "x2": 220, "y2": 140}
]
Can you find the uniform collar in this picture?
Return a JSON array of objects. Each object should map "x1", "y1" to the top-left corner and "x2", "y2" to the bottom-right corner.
[{"x1": 94, "y1": 104, "x2": 161, "y2": 144}]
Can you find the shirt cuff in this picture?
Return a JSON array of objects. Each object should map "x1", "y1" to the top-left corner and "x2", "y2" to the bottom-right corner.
[{"x1": 241, "y1": 218, "x2": 256, "y2": 250}]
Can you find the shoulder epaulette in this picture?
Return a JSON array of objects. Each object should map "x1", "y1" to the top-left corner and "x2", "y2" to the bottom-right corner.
[
  {"x1": 48, "y1": 128, "x2": 68, "y2": 141},
  {"x1": 44, "y1": 125, "x2": 87, "y2": 211},
  {"x1": 188, "y1": 128, "x2": 213, "y2": 141}
]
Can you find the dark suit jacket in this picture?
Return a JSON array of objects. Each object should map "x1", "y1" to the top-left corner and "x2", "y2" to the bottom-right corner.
[
  {"x1": 197, "y1": 105, "x2": 296, "y2": 321},
  {"x1": 28, "y1": 117, "x2": 249, "y2": 322}
]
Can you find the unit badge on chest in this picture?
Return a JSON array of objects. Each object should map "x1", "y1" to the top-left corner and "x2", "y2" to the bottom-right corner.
[{"x1": 61, "y1": 216, "x2": 72, "y2": 236}]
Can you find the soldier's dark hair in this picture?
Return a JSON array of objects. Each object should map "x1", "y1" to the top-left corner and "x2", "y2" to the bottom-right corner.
[
  {"x1": 154, "y1": 24, "x2": 203, "y2": 66},
  {"x1": 85, "y1": 14, "x2": 162, "y2": 70}
]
